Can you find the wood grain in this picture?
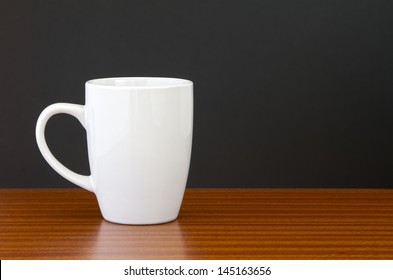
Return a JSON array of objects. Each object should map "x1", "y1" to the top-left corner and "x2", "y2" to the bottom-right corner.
[{"x1": 0, "y1": 188, "x2": 392, "y2": 259}]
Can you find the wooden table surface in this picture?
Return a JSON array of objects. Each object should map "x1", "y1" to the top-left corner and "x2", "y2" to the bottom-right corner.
[{"x1": 0, "y1": 188, "x2": 392, "y2": 260}]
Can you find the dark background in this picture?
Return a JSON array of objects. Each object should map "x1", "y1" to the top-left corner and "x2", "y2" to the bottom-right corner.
[{"x1": 0, "y1": 0, "x2": 391, "y2": 188}]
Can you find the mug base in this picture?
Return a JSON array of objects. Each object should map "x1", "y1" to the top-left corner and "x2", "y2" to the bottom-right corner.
[{"x1": 101, "y1": 215, "x2": 178, "y2": 225}]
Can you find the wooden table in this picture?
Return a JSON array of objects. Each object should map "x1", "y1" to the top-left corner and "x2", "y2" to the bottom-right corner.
[{"x1": 0, "y1": 188, "x2": 392, "y2": 259}]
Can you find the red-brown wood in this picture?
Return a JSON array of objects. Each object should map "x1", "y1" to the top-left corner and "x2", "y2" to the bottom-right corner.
[{"x1": 0, "y1": 188, "x2": 392, "y2": 259}]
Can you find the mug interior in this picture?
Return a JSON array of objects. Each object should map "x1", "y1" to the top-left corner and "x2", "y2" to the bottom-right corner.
[{"x1": 86, "y1": 77, "x2": 192, "y2": 88}]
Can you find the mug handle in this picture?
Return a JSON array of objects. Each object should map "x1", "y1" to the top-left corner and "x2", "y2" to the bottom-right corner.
[{"x1": 35, "y1": 103, "x2": 94, "y2": 192}]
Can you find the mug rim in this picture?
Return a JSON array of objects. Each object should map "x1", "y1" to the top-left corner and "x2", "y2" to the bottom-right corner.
[{"x1": 86, "y1": 77, "x2": 193, "y2": 89}]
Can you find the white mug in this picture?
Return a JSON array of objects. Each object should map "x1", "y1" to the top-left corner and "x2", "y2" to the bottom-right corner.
[{"x1": 36, "y1": 77, "x2": 193, "y2": 224}]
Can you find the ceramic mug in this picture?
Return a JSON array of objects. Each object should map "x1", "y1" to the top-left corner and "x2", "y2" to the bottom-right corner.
[{"x1": 36, "y1": 77, "x2": 193, "y2": 224}]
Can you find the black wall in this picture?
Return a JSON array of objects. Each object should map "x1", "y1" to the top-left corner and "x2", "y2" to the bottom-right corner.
[{"x1": 0, "y1": 0, "x2": 392, "y2": 188}]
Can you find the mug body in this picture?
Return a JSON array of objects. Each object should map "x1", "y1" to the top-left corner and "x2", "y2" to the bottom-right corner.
[{"x1": 85, "y1": 77, "x2": 193, "y2": 224}]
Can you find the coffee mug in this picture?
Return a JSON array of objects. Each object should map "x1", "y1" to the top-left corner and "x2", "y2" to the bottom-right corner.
[{"x1": 36, "y1": 77, "x2": 193, "y2": 224}]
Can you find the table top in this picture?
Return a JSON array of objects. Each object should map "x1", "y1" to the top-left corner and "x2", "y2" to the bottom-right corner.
[{"x1": 0, "y1": 188, "x2": 392, "y2": 260}]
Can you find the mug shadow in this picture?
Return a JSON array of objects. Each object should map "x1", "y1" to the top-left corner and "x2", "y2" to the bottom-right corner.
[{"x1": 88, "y1": 218, "x2": 189, "y2": 259}]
